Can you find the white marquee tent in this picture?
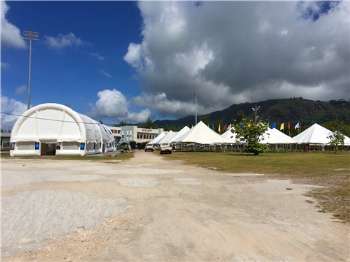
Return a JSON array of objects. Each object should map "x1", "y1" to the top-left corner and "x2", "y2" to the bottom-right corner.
[
  {"x1": 293, "y1": 123, "x2": 350, "y2": 146},
  {"x1": 221, "y1": 128, "x2": 238, "y2": 143},
  {"x1": 261, "y1": 128, "x2": 297, "y2": 144},
  {"x1": 174, "y1": 121, "x2": 232, "y2": 144},
  {"x1": 293, "y1": 123, "x2": 334, "y2": 145},
  {"x1": 221, "y1": 127, "x2": 296, "y2": 145},
  {"x1": 344, "y1": 136, "x2": 350, "y2": 146},
  {"x1": 158, "y1": 131, "x2": 178, "y2": 144},
  {"x1": 156, "y1": 126, "x2": 191, "y2": 145},
  {"x1": 148, "y1": 132, "x2": 167, "y2": 145},
  {"x1": 169, "y1": 126, "x2": 190, "y2": 143},
  {"x1": 10, "y1": 103, "x2": 115, "y2": 156}
]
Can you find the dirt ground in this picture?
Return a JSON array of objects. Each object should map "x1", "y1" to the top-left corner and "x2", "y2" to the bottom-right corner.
[{"x1": 1, "y1": 151, "x2": 349, "y2": 261}]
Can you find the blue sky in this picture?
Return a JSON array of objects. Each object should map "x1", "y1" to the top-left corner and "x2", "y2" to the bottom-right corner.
[
  {"x1": 1, "y1": 1, "x2": 349, "y2": 129},
  {"x1": 2, "y1": 1, "x2": 145, "y2": 126}
]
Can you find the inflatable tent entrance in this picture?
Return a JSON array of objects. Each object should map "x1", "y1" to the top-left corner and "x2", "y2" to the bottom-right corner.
[{"x1": 10, "y1": 103, "x2": 116, "y2": 156}]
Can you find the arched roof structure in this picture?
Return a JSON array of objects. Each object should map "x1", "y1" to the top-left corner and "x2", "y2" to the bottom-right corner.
[{"x1": 10, "y1": 103, "x2": 115, "y2": 156}]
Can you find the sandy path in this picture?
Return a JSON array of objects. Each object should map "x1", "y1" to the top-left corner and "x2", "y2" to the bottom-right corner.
[{"x1": 1, "y1": 151, "x2": 349, "y2": 261}]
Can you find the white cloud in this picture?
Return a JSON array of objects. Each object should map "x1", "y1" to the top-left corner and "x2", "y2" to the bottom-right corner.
[
  {"x1": 124, "y1": 43, "x2": 142, "y2": 68},
  {"x1": 0, "y1": 1, "x2": 26, "y2": 49},
  {"x1": 1, "y1": 96, "x2": 27, "y2": 130},
  {"x1": 99, "y1": 69, "x2": 112, "y2": 78},
  {"x1": 91, "y1": 52, "x2": 105, "y2": 61},
  {"x1": 90, "y1": 89, "x2": 151, "y2": 123},
  {"x1": 133, "y1": 93, "x2": 197, "y2": 117},
  {"x1": 1, "y1": 62, "x2": 10, "y2": 69},
  {"x1": 124, "y1": 1, "x2": 350, "y2": 119},
  {"x1": 15, "y1": 85, "x2": 27, "y2": 96},
  {"x1": 44, "y1": 33, "x2": 88, "y2": 50}
]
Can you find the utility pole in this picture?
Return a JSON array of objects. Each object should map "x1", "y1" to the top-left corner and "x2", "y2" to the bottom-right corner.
[
  {"x1": 194, "y1": 91, "x2": 197, "y2": 125},
  {"x1": 23, "y1": 30, "x2": 39, "y2": 110},
  {"x1": 252, "y1": 105, "x2": 260, "y2": 124}
]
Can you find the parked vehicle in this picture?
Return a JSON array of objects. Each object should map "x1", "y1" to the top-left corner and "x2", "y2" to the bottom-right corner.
[
  {"x1": 145, "y1": 144, "x2": 154, "y2": 152},
  {"x1": 160, "y1": 143, "x2": 172, "y2": 154}
]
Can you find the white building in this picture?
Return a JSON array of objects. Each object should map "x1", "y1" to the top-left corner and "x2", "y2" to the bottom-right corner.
[{"x1": 109, "y1": 126, "x2": 164, "y2": 145}]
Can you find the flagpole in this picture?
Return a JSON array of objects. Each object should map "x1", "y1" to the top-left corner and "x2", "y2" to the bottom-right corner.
[
  {"x1": 194, "y1": 91, "x2": 197, "y2": 125},
  {"x1": 288, "y1": 122, "x2": 290, "y2": 136}
]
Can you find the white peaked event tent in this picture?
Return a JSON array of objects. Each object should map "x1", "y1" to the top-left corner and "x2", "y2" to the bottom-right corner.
[
  {"x1": 344, "y1": 135, "x2": 350, "y2": 146},
  {"x1": 174, "y1": 121, "x2": 231, "y2": 144},
  {"x1": 293, "y1": 123, "x2": 335, "y2": 144},
  {"x1": 261, "y1": 128, "x2": 297, "y2": 144},
  {"x1": 158, "y1": 131, "x2": 177, "y2": 144},
  {"x1": 221, "y1": 128, "x2": 238, "y2": 143},
  {"x1": 10, "y1": 103, "x2": 115, "y2": 156},
  {"x1": 169, "y1": 126, "x2": 190, "y2": 143},
  {"x1": 148, "y1": 132, "x2": 167, "y2": 145}
]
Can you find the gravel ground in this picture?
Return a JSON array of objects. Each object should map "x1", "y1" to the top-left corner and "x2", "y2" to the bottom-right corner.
[{"x1": 1, "y1": 152, "x2": 349, "y2": 261}]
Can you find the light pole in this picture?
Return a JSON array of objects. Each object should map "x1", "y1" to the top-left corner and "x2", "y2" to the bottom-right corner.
[
  {"x1": 194, "y1": 91, "x2": 197, "y2": 125},
  {"x1": 23, "y1": 30, "x2": 39, "y2": 110},
  {"x1": 252, "y1": 105, "x2": 260, "y2": 124}
]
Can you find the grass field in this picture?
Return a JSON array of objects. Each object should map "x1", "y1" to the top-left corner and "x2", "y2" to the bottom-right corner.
[{"x1": 161, "y1": 151, "x2": 350, "y2": 223}]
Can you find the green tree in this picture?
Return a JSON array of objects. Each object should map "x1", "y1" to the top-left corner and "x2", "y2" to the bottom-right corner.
[
  {"x1": 129, "y1": 140, "x2": 137, "y2": 149},
  {"x1": 140, "y1": 118, "x2": 158, "y2": 129},
  {"x1": 327, "y1": 131, "x2": 345, "y2": 153},
  {"x1": 137, "y1": 142, "x2": 147, "y2": 149},
  {"x1": 234, "y1": 110, "x2": 246, "y2": 123},
  {"x1": 144, "y1": 118, "x2": 154, "y2": 128},
  {"x1": 199, "y1": 115, "x2": 210, "y2": 126},
  {"x1": 324, "y1": 120, "x2": 350, "y2": 137},
  {"x1": 233, "y1": 120, "x2": 268, "y2": 155}
]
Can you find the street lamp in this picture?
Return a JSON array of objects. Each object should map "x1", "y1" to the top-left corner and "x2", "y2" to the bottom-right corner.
[
  {"x1": 23, "y1": 30, "x2": 39, "y2": 110},
  {"x1": 194, "y1": 91, "x2": 197, "y2": 125},
  {"x1": 252, "y1": 105, "x2": 260, "y2": 124}
]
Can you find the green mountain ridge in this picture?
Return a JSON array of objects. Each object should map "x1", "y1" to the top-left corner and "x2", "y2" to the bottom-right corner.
[{"x1": 153, "y1": 98, "x2": 350, "y2": 130}]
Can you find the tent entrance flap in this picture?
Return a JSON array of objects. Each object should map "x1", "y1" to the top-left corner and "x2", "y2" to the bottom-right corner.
[{"x1": 40, "y1": 142, "x2": 56, "y2": 155}]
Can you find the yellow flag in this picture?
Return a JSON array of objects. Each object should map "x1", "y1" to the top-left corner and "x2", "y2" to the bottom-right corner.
[
  {"x1": 280, "y1": 123, "x2": 284, "y2": 130},
  {"x1": 218, "y1": 124, "x2": 221, "y2": 133}
]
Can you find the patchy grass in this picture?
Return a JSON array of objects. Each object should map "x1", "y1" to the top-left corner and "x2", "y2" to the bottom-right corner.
[{"x1": 162, "y1": 151, "x2": 350, "y2": 223}]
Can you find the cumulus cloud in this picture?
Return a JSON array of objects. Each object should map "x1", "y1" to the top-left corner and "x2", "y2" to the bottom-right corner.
[
  {"x1": 1, "y1": 96, "x2": 27, "y2": 130},
  {"x1": 0, "y1": 1, "x2": 26, "y2": 49},
  {"x1": 124, "y1": 1, "x2": 350, "y2": 119},
  {"x1": 124, "y1": 43, "x2": 142, "y2": 68},
  {"x1": 44, "y1": 33, "x2": 88, "y2": 50},
  {"x1": 133, "y1": 92, "x2": 198, "y2": 117},
  {"x1": 90, "y1": 89, "x2": 151, "y2": 123}
]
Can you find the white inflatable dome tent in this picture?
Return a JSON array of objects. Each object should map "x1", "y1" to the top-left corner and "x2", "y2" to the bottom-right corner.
[{"x1": 10, "y1": 103, "x2": 116, "y2": 156}]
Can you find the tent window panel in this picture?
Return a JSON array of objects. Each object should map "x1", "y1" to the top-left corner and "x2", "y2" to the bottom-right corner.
[
  {"x1": 16, "y1": 142, "x2": 34, "y2": 150},
  {"x1": 62, "y1": 142, "x2": 80, "y2": 150}
]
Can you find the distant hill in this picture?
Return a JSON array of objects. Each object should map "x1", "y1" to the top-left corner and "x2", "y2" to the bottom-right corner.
[{"x1": 153, "y1": 98, "x2": 350, "y2": 129}]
